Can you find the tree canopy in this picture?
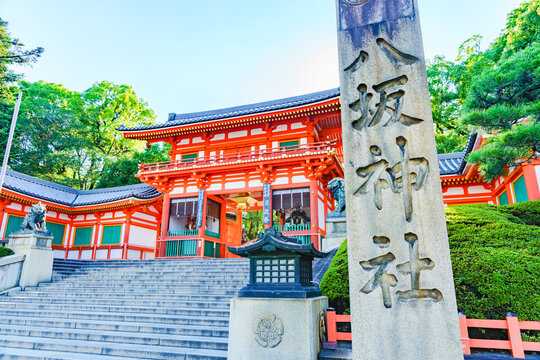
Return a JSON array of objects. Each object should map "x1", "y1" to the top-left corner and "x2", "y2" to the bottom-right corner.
[{"x1": 428, "y1": 0, "x2": 540, "y2": 180}]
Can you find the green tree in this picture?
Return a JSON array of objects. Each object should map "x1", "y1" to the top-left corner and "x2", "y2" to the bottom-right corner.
[
  {"x1": 0, "y1": 18, "x2": 43, "y2": 102},
  {"x1": 4, "y1": 80, "x2": 155, "y2": 190},
  {"x1": 97, "y1": 144, "x2": 170, "y2": 188},
  {"x1": 462, "y1": 2, "x2": 540, "y2": 180}
]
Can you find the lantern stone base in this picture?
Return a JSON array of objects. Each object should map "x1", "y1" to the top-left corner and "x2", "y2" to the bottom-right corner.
[
  {"x1": 323, "y1": 216, "x2": 347, "y2": 251},
  {"x1": 228, "y1": 296, "x2": 328, "y2": 360},
  {"x1": 7, "y1": 231, "x2": 54, "y2": 288}
]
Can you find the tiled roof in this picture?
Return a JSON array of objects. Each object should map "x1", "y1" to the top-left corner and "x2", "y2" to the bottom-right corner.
[
  {"x1": 117, "y1": 88, "x2": 341, "y2": 132},
  {"x1": 438, "y1": 133, "x2": 478, "y2": 176},
  {"x1": 2, "y1": 170, "x2": 161, "y2": 207}
]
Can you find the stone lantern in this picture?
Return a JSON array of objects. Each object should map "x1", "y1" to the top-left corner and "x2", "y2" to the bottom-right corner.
[
  {"x1": 228, "y1": 227, "x2": 327, "y2": 298},
  {"x1": 227, "y1": 228, "x2": 329, "y2": 360}
]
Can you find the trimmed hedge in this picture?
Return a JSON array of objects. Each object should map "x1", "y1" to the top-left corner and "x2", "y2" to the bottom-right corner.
[
  {"x1": 320, "y1": 200, "x2": 540, "y2": 321},
  {"x1": 0, "y1": 246, "x2": 14, "y2": 258}
]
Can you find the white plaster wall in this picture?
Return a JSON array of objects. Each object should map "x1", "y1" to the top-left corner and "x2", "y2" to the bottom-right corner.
[
  {"x1": 468, "y1": 185, "x2": 490, "y2": 194},
  {"x1": 95, "y1": 249, "x2": 108, "y2": 259},
  {"x1": 251, "y1": 128, "x2": 265, "y2": 135},
  {"x1": 291, "y1": 122, "x2": 306, "y2": 129},
  {"x1": 292, "y1": 175, "x2": 308, "y2": 184},
  {"x1": 86, "y1": 214, "x2": 96, "y2": 220},
  {"x1": 272, "y1": 141, "x2": 278, "y2": 148},
  {"x1": 225, "y1": 181, "x2": 246, "y2": 190},
  {"x1": 133, "y1": 212, "x2": 157, "y2": 223},
  {"x1": 318, "y1": 199, "x2": 325, "y2": 232},
  {"x1": 24, "y1": 206, "x2": 32, "y2": 213},
  {"x1": 210, "y1": 151, "x2": 216, "y2": 157},
  {"x1": 128, "y1": 226, "x2": 157, "y2": 247},
  {"x1": 229, "y1": 130, "x2": 248, "y2": 139},
  {"x1": 259, "y1": 145, "x2": 266, "y2": 150},
  {"x1": 53, "y1": 249, "x2": 64, "y2": 259},
  {"x1": 192, "y1": 137, "x2": 204, "y2": 143},
  {"x1": 179, "y1": 138, "x2": 189, "y2": 145},
  {"x1": 212, "y1": 133, "x2": 226, "y2": 141},
  {"x1": 199, "y1": 151, "x2": 205, "y2": 157},
  {"x1": 208, "y1": 183, "x2": 223, "y2": 191},
  {"x1": 274, "y1": 125, "x2": 287, "y2": 132},
  {"x1": 536, "y1": 165, "x2": 540, "y2": 189},
  {"x1": 171, "y1": 187, "x2": 185, "y2": 195},
  {"x1": 109, "y1": 249, "x2": 122, "y2": 259},
  {"x1": 0, "y1": 213, "x2": 7, "y2": 238},
  {"x1": 59, "y1": 213, "x2": 70, "y2": 221},
  {"x1": 300, "y1": 138, "x2": 308, "y2": 145},
  {"x1": 95, "y1": 225, "x2": 102, "y2": 246},
  {"x1": 274, "y1": 177, "x2": 289, "y2": 185},
  {"x1": 144, "y1": 252, "x2": 155, "y2": 260},
  {"x1": 126, "y1": 249, "x2": 141, "y2": 260},
  {"x1": 6, "y1": 203, "x2": 22, "y2": 211},
  {"x1": 114, "y1": 212, "x2": 124, "y2": 218},
  {"x1": 67, "y1": 251, "x2": 79, "y2": 260},
  {"x1": 48, "y1": 211, "x2": 57, "y2": 218},
  {"x1": 102, "y1": 213, "x2": 112, "y2": 219},
  {"x1": 248, "y1": 180, "x2": 263, "y2": 188},
  {"x1": 75, "y1": 215, "x2": 84, "y2": 221},
  {"x1": 80, "y1": 250, "x2": 92, "y2": 260},
  {"x1": 444, "y1": 187, "x2": 465, "y2": 196},
  {"x1": 186, "y1": 186, "x2": 198, "y2": 193}
]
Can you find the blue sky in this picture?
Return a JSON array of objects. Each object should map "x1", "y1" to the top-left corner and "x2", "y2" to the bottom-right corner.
[{"x1": 0, "y1": 0, "x2": 525, "y2": 123}]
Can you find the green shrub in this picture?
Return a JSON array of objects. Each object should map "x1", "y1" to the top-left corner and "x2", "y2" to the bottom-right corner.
[
  {"x1": 320, "y1": 239, "x2": 350, "y2": 314},
  {"x1": 320, "y1": 200, "x2": 540, "y2": 321},
  {"x1": 0, "y1": 246, "x2": 14, "y2": 258}
]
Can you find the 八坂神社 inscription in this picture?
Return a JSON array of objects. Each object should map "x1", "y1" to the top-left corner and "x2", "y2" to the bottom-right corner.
[{"x1": 336, "y1": 0, "x2": 464, "y2": 358}]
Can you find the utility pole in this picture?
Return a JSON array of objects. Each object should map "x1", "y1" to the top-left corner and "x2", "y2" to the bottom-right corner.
[{"x1": 0, "y1": 91, "x2": 22, "y2": 193}]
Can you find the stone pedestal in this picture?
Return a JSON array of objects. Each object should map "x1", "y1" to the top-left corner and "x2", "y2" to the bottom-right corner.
[
  {"x1": 228, "y1": 296, "x2": 328, "y2": 360},
  {"x1": 323, "y1": 216, "x2": 347, "y2": 251},
  {"x1": 8, "y1": 231, "x2": 54, "y2": 288}
]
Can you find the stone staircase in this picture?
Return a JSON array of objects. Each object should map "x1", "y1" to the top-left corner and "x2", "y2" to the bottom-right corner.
[{"x1": 0, "y1": 258, "x2": 249, "y2": 359}]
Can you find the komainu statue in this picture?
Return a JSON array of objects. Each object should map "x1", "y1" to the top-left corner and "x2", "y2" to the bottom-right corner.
[
  {"x1": 20, "y1": 202, "x2": 47, "y2": 232},
  {"x1": 327, "y1": 177, "x2": 346, "y2": 217}
]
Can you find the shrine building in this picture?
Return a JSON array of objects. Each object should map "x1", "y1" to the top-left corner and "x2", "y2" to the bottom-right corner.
[{"x1": 0, "y1": 88, "x2": 538, "y2": 260}]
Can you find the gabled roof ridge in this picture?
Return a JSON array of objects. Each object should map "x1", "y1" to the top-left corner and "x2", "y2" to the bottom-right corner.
[{"x1": 5, "y1": 169, "x2": 80, "y2": 196}]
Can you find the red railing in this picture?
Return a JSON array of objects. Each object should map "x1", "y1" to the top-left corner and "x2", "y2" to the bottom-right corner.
[
  {"x1": 459, "y1": 312, "x2": 540, "y2": 358},
  {"x1": 323, "y1": 309, "x2": 540, "y2": 358},
  {"x1": 138, "y1": 140, "x2": 338, "y2": 174}
]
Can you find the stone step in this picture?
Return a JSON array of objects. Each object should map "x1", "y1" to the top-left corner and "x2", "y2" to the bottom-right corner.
[
  {"x1": 0, "y1": 324, "x2": 228, "y2": 350},
  {"x1": 20, "y1": 288, "x2": 240, "y2": 297},
  {"x1": 0, "y1": 335, "x2": 228, "y2": 360},
  {"x1": 0, "y1": 308, "x2": 229, "y2": 326},
  {"x1": 0, "y1": 301, "x2": 230, "y2": 317},
  {"x1": 39, "y1": 281, "x2": 246, "y2": 288},
  {"x1": 12, "y1": 291, "x2": 236, "y2": 302},
  {"x1": 0, "y1": 296, "x2": 230, "y2": 308},
  {"x1": 0, "y1": 347, "x2": 145, "y2": 360},
  {"x1": 0, "y1": 315, "x2": 229, "y2": 337}
]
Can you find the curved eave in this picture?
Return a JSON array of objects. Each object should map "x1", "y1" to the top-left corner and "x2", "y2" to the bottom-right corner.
[
  {"x1": 0, "y1": 189, "x2": 163, "y2": 215},
  {"x1": 119, "y1": 98, "x2": 341, "y2": 141}
]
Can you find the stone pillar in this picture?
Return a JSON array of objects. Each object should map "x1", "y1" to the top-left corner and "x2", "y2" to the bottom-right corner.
[
  {"x1": 8, "y1": 231, "x2": 54, "y2": 288},
  {"x1": 335, "y1": 1, "x2": 463, "y2": 359}
]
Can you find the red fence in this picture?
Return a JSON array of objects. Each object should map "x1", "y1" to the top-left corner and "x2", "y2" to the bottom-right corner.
[{"x1": 323, "y1": 309, "x2": 540, "y2": 358}]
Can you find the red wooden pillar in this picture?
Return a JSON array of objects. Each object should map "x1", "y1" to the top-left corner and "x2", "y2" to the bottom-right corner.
[
  {"x1": 323, "y1": 308, "x2": 338, "y2": 350},
  {"x1": 91, "y1": 213, "x2": 103, "y2": 260},
  {"x1": 159, "y1": 193, "x2": 171, "y2": 258},
  {"x1": 522, "y1": 164, "x2": 540, "y2": 201},
  {"x1": 122, "y1": 210, "x2": 133, "y2": 259},
  {"x1": 458, "y1": 313, "x2": 471, "y2": 355},
  {"x1": 506, "y1": 313, "x2": 525, "y2": 359}
]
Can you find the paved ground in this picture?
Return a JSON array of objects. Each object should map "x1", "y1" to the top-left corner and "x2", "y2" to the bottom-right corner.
[
  {"x1": 466, "y1": 354, "x2": 540, "y2": 360},
  {"x1": 319, "y1": 343, "x2": 540, "y2": 360}
]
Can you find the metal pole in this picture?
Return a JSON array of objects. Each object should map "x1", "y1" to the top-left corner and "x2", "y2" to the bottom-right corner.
[{"x1": 0, "y1": 91, "x2": 22, "y2": 193}]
